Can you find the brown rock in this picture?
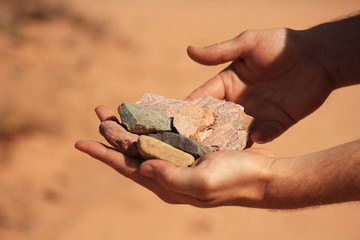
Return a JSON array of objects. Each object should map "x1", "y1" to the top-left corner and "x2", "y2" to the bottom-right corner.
[
  {"x1": 137, "y1": 135, "x2": 195, "y2": 167},
  {"x1": 99, "y1": 120, "x2": 140, "y2": 157},
  {"x1": 173, "y1": 104, "x2": 217, "y2": 142},
  {"x1": 137, "y1": 93, "x2": 254, "y2": 151},
  {"x1": 192, "y1": 96, "x2": 254, "y2": 151}
]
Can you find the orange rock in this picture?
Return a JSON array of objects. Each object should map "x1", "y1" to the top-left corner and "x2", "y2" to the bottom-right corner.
[{"x1": 173, "y1": 104, "x2": 217, "y2": 142}]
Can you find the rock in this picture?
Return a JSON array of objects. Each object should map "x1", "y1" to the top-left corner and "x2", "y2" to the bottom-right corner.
[
  {"x1": 99, "y1": 120, "x2": 140, "y2": 157},
  {"x1": 148, "y1": 132, "x2": 212, "y2": 159},
  {"x1": 137, "y1": 93, "x2": 254, "y2": 151},
  {"x1": 173, "y1": 104, "x2": 217, "y2": 143},
  {"x1": 137, "y1": 135, "x2": 195, "y2": 167},
  {"x1": 136, "y1": 93, "x2": 187, "y2": 117},
  {"x1": 119, "y1": 102, "x2": 172, "y2": 134},
  {"x1": 191, "y1": 96, "x2": 254, "y2": 151}
]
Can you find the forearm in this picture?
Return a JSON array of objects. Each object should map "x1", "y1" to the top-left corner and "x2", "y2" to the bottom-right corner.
[
  {"x1": 265, "y1": 139, "x2": 360, "y2": 209},
  {"x1": 304, "y1": 13, "x2": 360, "y2": 88}
]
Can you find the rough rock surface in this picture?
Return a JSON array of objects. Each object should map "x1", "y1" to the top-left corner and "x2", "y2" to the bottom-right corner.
[
  {"x1": 119, "y1": 102, "x2": 172, "y2": 134},
  {"x1": 173, "y1": 104, "x2": 217, "y2": 143},
  {"x1": 137, "y1": 93, "x2": 254, "y2": 151},
  {"x1": 137, "y1": 135, "x2": 195, "y2": 167},
  {"x1": 99, "y1": 120, "x2": 140, "y2": 157},
  {"x1": 191, "y1": 95, "x2": 254, "y2": 151},
  {"x1": 148, "y1": 132, "x2": 212, "y2": 159},
  {"x1": 136, "y1": 93, "x2": 188, "y2": 117}
]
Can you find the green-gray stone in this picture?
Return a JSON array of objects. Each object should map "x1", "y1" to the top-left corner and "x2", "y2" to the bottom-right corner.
[{"x1": 119, "y1": 103, "x2": 172, "y2": 134}]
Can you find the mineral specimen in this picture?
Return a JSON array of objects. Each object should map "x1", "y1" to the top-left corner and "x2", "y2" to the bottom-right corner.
[
  {"x1": 137, "y1": 135, "x2": 195, "y2": 167},
  {"x1": 119, "y1": 102, "x2": 172, "y2": 134}
]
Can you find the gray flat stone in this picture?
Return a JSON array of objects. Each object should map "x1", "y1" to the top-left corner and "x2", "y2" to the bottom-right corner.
[
  {"x1": 148, "y1": 132, "x2": 212, "y2": 159},
  {"x1": 119, "y1": 102, "x2": 172, "y2": 134}
]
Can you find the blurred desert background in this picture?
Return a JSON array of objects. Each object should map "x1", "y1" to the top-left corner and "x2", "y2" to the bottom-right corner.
[{"x1": 1, "y1": 0, "x2": 360, "y2": 239}]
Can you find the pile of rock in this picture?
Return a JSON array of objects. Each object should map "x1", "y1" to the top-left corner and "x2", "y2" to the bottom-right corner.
[{"x1": 100, "y1": 93, "x2": 254, "y2": 167}]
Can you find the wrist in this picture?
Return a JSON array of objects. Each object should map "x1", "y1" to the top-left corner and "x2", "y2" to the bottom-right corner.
[
  {"x1": 263, "y1": 140, "x2": 360, "y2": 209},
  {"x1": 303, "y1": 14, "x2": 360, "y2": 89},
  {"x1": 262, "y1": 157, "x2": 297, "y2": 209}
]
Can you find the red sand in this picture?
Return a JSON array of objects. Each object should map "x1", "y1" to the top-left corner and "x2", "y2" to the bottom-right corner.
[{"x1": 1, "y1": 0, "x2": 360, "y2": 239}]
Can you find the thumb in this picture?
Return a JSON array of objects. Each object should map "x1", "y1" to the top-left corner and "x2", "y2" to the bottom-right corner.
[
  {"x1": 140, "y1": 160, "x2": 196, "y2": 195},
  {"x1": 251, "y1": 120, "x2": 288, "y2": 144},
  {"x1": 187, "y1": 31, "x2": 255, "y2": 65}
]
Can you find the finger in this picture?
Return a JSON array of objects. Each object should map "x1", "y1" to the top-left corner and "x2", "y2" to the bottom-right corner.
[
  {"x1": 75, "y1": 139, "x2": 140, "y2": 174},
  {"x1": 95, "y1": 105, "x2": 119, "y2": 123},
  {"x1": 244, "y1": 148, "x2": 275, "y2": 157},
  {"x1": 140, "y1": 160, "x2": 223, "y2": 208},
  {"x1": 184, "y1": 74, "x2": 226, "y2": 101},
  {"x1": 75, "y1": 139, "x2": 198, "y2": 205},
  {"x1": 250, "y1": 120, "x2": 287, "y2": 144},
  {"x1": 187, "y1": 31, "x2": 255, "y2": 66},
  {"x1": 138, "y1": 160, "x2": 214, "y2": 206},
  {"x1": 139, "y1": 160, "x2": 205, "y2": 198},
  {"x1": 185, "y1": 61, "x2": 248, "y2": 101}
]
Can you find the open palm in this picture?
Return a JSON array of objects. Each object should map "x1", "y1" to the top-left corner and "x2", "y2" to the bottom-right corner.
[
  {"x1": 75, "y1": 106, "x2": 275, "y2": 208},
  {"x1": 186, "y1": 28, "x2": 334, "y2": 143}
]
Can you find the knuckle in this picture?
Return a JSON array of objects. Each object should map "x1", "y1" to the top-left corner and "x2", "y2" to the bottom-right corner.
[
  {"x1": 236, "y1": 29, "x2": 251, "y2": 40},
  {"x1": 194, "y1": 173, "x2": 217, "y2": 200},
  {"x1": 159, "y1": 171, "x2": 177, "y2": 190}
]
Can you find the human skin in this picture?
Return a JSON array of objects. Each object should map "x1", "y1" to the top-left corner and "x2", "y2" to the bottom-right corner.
[
  {"x1": 75, "y1": 14, "x2": 360, "y2": 209},
  {"x1": 186, "y1": 14, "x2": 360, "y2": 143},
  {"x1": 75, "y1": 106, "x2": 360, "y2": 209}
]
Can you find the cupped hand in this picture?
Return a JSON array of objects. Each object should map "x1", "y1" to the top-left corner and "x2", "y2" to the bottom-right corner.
[
  {"x1": 140, "y1": 147, "x2": 275, "y2": 208},
  {"x1": 186, "y1": 28, "x2": 334, "y2": 143},
  {"x1": 75, "y1": 106, "x2": 276, "y2": 208}
]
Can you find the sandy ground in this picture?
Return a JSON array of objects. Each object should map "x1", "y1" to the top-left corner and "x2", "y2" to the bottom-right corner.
[{"x1": 1, "y1": 0, "x2": 360, "y2": 239}]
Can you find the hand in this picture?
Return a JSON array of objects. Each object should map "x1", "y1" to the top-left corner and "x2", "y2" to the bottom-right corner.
[
  {"x1": 75, "y1": 106, "x2": 360, "y2": 208},
  {"x1": 75, "y1": 15, "x2": 360, "y2": 209},
  {"x1": 186, "y1": 28, "x2": 334, "y2": 143},
  {"x1": 75, "y1": 106, "x2": 276, "y2": 208},
  {"x1": 140, "y1": 147, "x2": 275, "y2": 208}
]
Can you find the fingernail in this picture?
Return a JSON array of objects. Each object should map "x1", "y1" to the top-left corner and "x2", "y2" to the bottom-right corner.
[
  {"x1": 140, "y1": 164, "x2": 154, "y2": 178},
  {"x1": 251, "y1": 132, "x2": 268, "y2": 144}
]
